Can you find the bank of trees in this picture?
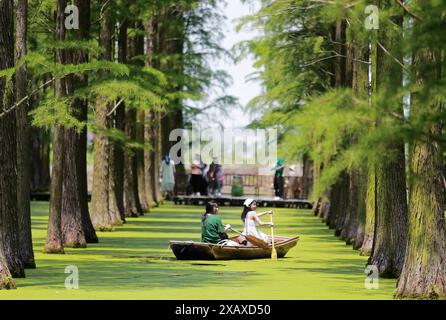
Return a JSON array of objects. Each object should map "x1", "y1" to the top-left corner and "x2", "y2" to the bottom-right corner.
[
  {"x1": 243, "y1": 0, "x2": 446, "y2": 299},
  {"x1": 0, "y1": 0, "x2": 230, "y2": 289}
]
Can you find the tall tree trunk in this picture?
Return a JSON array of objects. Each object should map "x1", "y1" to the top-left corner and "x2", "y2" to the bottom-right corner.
[
  {"x1": 319, "y1": 192, "x2": 331, "y2": 223},
  {"x1": 61, "y1": 108, "x2": 87, "y2": 247},
  {"x1": 359, "y1": 15, "x2": 376, "y2": 256},
  {"x1": 353, "y1": 167, "x2": 367, "y2": 250},
  {"x1": 340, "y1": 168, "x2": 359, "y2": 244},
  {"x1": 350, "y1": 36, "x2": 369, "y2": 250},
  {"x1": 134, "y1": 21, "x2": 148, "y2": 213},
  {"x1": 333, "y1": 171, "x2": 350, "y2": 236},
  {"x1": 57, "y1": 0, "x2": 87, "y2": 249},
  {"x1": 144, "y1": 115, "x2": 154, "y2": 209},
  {"x1": 73, "y1": 0, "x2": 98, "y2": 244},
  {"x1": 368, "y1": 4, "x2": 408, "y2": 278},
  {"x1": 368, "y1": 144, "x2": 408, "y2": 277},
  {"x1": 0, "y1": 0, "x2": 25, "y2": 279},
  {"x1": 45, "y1": 0, "x2": 68, "y2": 254},
  {"x1": 301, "y1": 154, "x2": 312, "y2": 199},
  {"x1": 335, "y1": 21, "x2": 358, "y2": 244},
  {"x1": 326, "y1": 188, "x2": 337, "y2": 229},
  {"x1": 44, "y1": 125, "x2": 65, "y2": 254},
  {"x1": 326, "y1": 19, "x2": 348, "y2": 234},
  {"x1": 109, "y1": 102, "x2": 126, "y2": 223},
  {"x1": 152, "y1": 7, "x2": 187, "y2": 204},
  {"x1": 108, "y1": 20, "x2": 127, "y2": 223},
  {"x1": 91, "y1": 3, "x2": 121, "y2": 230},
  {"x1": 360, "y1": 166, "x2": 375, "y2": 256},
  {"x1": 147, "y1": 12, "x2": 160, "y2": 205},
  {"x1": 144, "y1": 19, "x2": 155, "y2": 209},
  {"x1": 91, "y1": 95, "x2": 113, "y2": 230},
  {"x1": 158, "y1": 5, "x2": 185, "y2": 162},
  {"x1": 137, "y1": 110, "x2": 148, "y2": 212},
  {"x1": 79, "y1": 101, "x2": 99, "y2": 241},
  {"x1": 312, "y1": 161, "x2": 321, "y2": 214},
  {"x1": 151, "y1": 111, "x2": 162, "y2": 204},
  {"x1": 15, "y1": 0, "x2": 35, "y2": 268},
  {"x1": 124, "y1": 108, "x2": 142, "y2": 216},
  {"x1": 123, "y1": 24, "x2": 143, "y2": 216},
  {"x1": 395, "y1": 46, "x2": 446, "y2": 299}
]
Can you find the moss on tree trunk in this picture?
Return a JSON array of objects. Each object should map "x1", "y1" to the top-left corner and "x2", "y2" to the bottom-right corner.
[
  {"x1": 368, "y1": 3, "x2": 408, "y2": 278},
  {"x1": 360, "y1": 167, "x2": 375, "y2": 256},
  {"x1": 395, "y1": 47, "x2": 446, "y2": 299}
]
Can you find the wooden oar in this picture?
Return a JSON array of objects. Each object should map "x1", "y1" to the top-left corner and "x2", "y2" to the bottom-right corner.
[
  {"x1": 230, "y1": 228, "x2": 269, "y2": 249},
  {"x1": 270, "y1": 212, "x2": 277, "y2": 260}
]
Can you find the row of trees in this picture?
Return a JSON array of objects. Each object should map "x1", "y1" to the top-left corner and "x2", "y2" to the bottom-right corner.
[
  {"x1": 0, "y1": 0, "x2": 231, "y2": 289},
  {"x1": 243, "y1": 0, "x2": 446, "y2": 299}
]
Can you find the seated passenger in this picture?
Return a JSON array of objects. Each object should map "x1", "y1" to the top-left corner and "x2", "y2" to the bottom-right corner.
[
  {"x1": 241, "y1": 199, "x2": 273, "y2": 244},
  {"x1": 201, "y1": 202, "x2": 232, "y2": 244}
]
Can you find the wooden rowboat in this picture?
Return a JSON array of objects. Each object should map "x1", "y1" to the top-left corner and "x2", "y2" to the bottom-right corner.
[{"x1": 169, "y1": 236, "x2": 299, "y2": 260}]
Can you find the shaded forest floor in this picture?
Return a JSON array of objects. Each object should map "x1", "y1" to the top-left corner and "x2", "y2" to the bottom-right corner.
[{"x1": 0, "y1": 202, "x2": 396, "y2": 299}]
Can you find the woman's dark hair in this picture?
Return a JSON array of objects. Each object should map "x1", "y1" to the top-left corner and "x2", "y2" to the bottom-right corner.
[
  {"x1": 203, "y1": 201, "x2": 218, "y2": 222},
  {"x1": 206, "y1": 201, "x2": 218, "y2": 213},
  {"x1": 241, "y1": 206, "x2": 250, "y2": 223},
  {"x1": 241, "y1": 201, "x2": 256, "y2": 222}
]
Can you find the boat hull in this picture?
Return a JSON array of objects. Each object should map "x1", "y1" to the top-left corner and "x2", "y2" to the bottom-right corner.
[{"x1": 170, "y1": 236, "x2": 299, "y2": 260}]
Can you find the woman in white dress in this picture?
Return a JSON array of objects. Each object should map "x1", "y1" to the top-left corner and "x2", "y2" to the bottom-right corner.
[
  {"x1": 160, "y1": 155, "x2": 176, "y2": 199},
  {"x1": 241, "y1": 198, "x2": 273, "y2": 243}
]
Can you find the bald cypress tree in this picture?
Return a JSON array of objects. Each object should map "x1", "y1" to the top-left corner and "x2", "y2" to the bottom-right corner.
[
  {"x1": 15, "y1": 0, "x2": 36, "y2": 268},
  {"x1": 59, "y1": 0, "x2": 87, "y2": 248},
  {"x1": 108, "y1": 19, "x2": 127, "y2": 223},
  {"x1": 367, "y1": 2, "x2": 408, "y2": 278},
  {"x1": 144, "y1": 18, "x2": 155, "y2": 209},
  {"x1": 123, "y1": 21, "x2": 144, "y2": 217},
  {"x1": 73, "y1": 0, "x2": 98, "y2": 243},
  {"x1": 0, "y1": 0, "x2": 25, "y2": 279},
  {"x1": 45, "y1": 0, "x2": 69, "y2": 254},
  {"x1": 91, "y1": 1, "x2": 120, "y2": 231},
  {"x1": 396, "y1": 2, "x2": 446, "y2": 298},
  {"x1": 396, "y1": 49, "x2": 446, "y2": 299}
]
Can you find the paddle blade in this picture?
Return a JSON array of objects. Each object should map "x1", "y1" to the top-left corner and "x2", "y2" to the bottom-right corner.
[
  {"x1": 246, "y1": 236, "x2": 268, "y2": 249},
  {"x1": 271, "y1": 247, "x2": 278, "y2": 260}
]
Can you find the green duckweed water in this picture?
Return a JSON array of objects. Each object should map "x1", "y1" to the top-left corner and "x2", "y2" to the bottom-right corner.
[{"x1": 0, "y1": 202, "x2": 396, "y2": 299}]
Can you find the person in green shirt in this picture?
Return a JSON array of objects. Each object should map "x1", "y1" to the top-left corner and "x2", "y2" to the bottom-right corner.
[
  {"x1": 272, "y1": 158, "x2": 285, "y2": 199},
  {"x1": 201, "y1": 202, "x2": 232, "y2": 244}
]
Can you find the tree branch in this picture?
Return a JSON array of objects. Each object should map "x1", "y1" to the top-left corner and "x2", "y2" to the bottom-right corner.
[
  {"x1": 377, "y1": 41, "x2": 408, "y2": 71},
  {"x1": 0, "y1": 77, "x2": 55, "y2": 119},
  {"x1": 106, "y1": 98, "x2": 124, "y2": 117},
  {"x1": 300, "y1": 53, "x2": 370, "y2": 69},
  {"x1": 395, "y1": 0, "x2": 421, "y2": 20}
]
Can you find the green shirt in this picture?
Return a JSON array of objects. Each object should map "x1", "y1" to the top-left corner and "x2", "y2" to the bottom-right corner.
[
  {"x1": 275, "y1": 159, "x2": 284, "y2": 177},
  {"x1": 201, "y1": 214, "x2": 227, "y2": 244}
]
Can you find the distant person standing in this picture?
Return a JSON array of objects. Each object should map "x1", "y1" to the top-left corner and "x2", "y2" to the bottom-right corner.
[
  {"x1": 208, "y1": 157, "x2": 223, "y2": 196},
  {"x1": 160, "y1": 155, "x2": 176, "y2": 199},
  {"x1": 200, "y1": 156, "x2": 208, "y2": 196},
  {"x1": 272, "y1": 158, "x2": 285, "y2": 199},
  {"x1": 191, "y1": 154, "x2": 207, "y2": 196},
  {"x1": 191, "y1": 157, "x2": 202, "y2": 196}
]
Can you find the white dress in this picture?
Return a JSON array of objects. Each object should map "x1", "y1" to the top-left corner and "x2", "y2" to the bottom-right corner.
[
  {"x1": 160, "y1": 160, "x2": 175, "y2": 192},
  {"x1": 243, "y1": 212, "x2": 269, "y2": 243}
]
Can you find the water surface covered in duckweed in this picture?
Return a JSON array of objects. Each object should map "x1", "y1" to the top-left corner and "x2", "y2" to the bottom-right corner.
[{"x1": 0, "y1": 202, "x2": 396, "y2": 299}]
